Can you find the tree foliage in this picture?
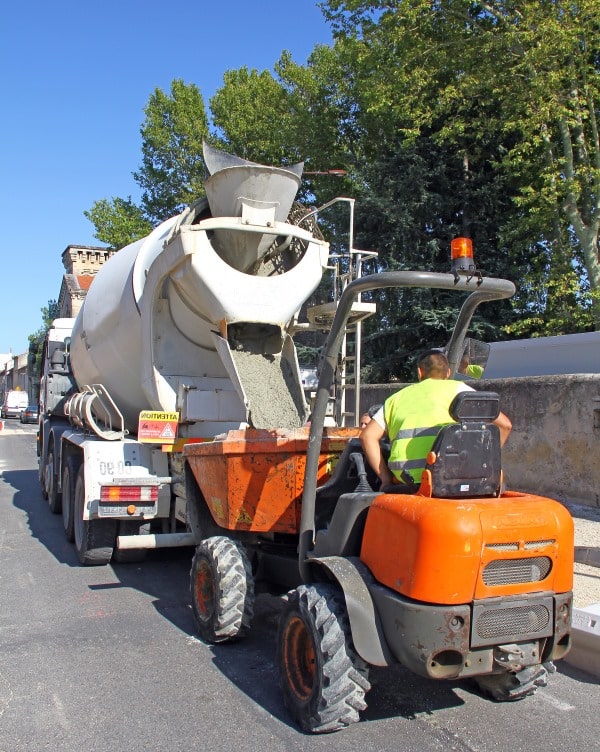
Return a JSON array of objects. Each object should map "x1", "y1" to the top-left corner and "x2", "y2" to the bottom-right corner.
[
  {"x1": 134, "y1": 79, "x2": 210, "y2": 222},
  {"x1": 28, "y1": 300, "x2": 60, "y2": 383},
  {"x1": 82, "y1": 1, "x2": 600, "y2": 380},
  {"x1": 210, "y1": 67, "x2": 301, "y2": 165},
  {"x1": 83, "y1": 197, "x2": 152, "y2": 250},
  {"x1": 320, "y1": 0, "x2": 600, "y2": 337}
]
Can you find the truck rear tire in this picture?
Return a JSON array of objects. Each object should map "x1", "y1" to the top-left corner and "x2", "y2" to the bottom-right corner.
[
  {"x1": 61, "y1": 454, "x2": 81, "y2": 542},
  {"x1": 73, "y1": 465, "x2": 117, "y2": 566},
  {"x1": 45, "y1": 449, "x2": 62, "y2": 514},
  {"x1": 277, "y1": 583, "x2": 371, "y2": 734},
  {"x1": 190, "y1": 536, "x2": 254, "y2": 643},
  {"x1": 39, "y1": 456, "x2": 48, "y2": 500},
  {"x1": 473, "y1": 663, "x2": 549, "y2": 702}
]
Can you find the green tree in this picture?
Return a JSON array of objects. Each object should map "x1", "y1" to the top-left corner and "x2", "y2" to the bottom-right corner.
[
  {"x1": 28, "y1": 300, "x2": 60, "y2": 386},
  {"x1": 84, "y1": 197, "x2": 152, "y2": 250},
  {"x1": 210, "y1": 67, "x2": 301, "y2": 166},
  {"x1": 134, "y1": 79, "x2": 210, "y2": 222},
  {"x1": 321, "y1": 0, "x2": 600, "y2": 333}
]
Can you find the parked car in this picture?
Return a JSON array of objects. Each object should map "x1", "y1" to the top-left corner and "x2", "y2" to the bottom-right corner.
[
  {"x1": 1, "y1": 390, "x2": 29, "y2": 419},
  {"x1": 20, "y1": 405, "x2": 39, "y2": 424}
]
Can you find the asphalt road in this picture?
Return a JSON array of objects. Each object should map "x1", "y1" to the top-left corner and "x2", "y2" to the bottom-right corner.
[{"x1": 1, "y1": 423, "x2": 599, "y2": 752}]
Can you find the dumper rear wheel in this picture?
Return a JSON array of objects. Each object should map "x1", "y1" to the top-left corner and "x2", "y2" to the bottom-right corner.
[
  {"x1": 278, "y1": 583, "x2": 371, "y2": 734},
  {"x1": 473, "y1": 663, "x2": 549, "y2": 702},
  {"x1": 190, "y1": 536, "x2": 254, "y2": 643},
  {"x1": 73, "y1": 465, "x2": 117, "y2": 566}
]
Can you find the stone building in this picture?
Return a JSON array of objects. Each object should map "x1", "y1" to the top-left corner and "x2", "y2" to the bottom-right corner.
[
  {"x1": 2, "y1": 245, "x2": 113, "y2": 407},
  {"x1": 58, "y1": 244, "x2": 114, "y2": 318}
]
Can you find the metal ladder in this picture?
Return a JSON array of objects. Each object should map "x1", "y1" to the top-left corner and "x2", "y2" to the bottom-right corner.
[{"x1": 303, "y1": 198, "x2": 377, "y2": 427}]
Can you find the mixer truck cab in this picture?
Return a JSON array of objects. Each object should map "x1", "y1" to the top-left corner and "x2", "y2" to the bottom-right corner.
[{"x1": 37, "y1": 145, "x2": 573, "y2": 733}]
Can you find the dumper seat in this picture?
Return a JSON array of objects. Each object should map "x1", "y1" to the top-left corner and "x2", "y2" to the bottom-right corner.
[
  {"x1": 314, "y1": 437, "x2": 387, "y2": 530},
  {"x1": 419, "y1": 390, "x2": 502, "y2": 498}
]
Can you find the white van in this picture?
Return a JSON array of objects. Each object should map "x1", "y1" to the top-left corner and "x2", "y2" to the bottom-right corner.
[{"x1": 1, "y1": 390, "x2": 29, "y2": 419}]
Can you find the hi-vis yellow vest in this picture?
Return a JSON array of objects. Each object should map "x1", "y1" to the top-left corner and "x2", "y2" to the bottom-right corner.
[{"x1": 384, "y1": 379, "x2": 470, "y2": 484}]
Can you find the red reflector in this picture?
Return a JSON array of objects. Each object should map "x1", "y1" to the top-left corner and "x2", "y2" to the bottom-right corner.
[{"x1": 100, "y1": 486, "x2": 158, "y2": 502}]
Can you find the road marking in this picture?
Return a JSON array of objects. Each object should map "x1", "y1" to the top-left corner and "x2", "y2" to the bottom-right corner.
[
  {"x1": 537, "y1": 691, "x2": 575, "y2": 712},
  {"x1": 0, "y1": 670, "x2": 14, "y2": 719},
  {"x1": 52, "y1": 693, "x2": 71, "y2": 731}
]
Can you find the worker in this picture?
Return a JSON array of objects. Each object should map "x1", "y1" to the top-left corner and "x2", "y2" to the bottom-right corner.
[
  {"x1": 359, "y1": 403, "x2": 382, "y2": 429},
  {"x1": 360, "y1": 349, "x2": 512, "y2": 491},
  {"x1": 458, "y1": 352, "x2": 484, "y2": 379}
]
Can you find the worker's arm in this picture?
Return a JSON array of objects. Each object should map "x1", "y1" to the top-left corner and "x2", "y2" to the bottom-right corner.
[
  {"x1": 360, "y1": 418, "x2": 394, "y2": 487},
  {"x1": 494, "y1": 411, "x2": 512, "y2": 447}
]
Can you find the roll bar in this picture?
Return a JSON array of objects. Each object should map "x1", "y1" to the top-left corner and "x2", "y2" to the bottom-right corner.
[{"x1": 298, "y1": 269, "x2": 515, "y2": 580}]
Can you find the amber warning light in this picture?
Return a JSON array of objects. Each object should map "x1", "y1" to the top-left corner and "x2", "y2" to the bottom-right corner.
[{"x1": 450, "y1": 237, "x2": 475, "y2": 274}]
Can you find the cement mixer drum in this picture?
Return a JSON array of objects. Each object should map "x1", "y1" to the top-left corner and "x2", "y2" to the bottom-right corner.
[{"x1": 68, "y1": 144, "x2": 329, "y2": 437}]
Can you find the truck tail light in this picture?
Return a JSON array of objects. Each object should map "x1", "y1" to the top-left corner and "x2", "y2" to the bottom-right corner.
[{"x1": 100, "y1": 485, "x2": 159, "y2": 502}]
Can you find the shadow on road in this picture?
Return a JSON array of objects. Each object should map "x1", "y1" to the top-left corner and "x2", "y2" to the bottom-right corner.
[
  {"x1": 6, "y1": 468, "x2": 81, "y2": 566},
  {"x1": 3, "y1": 467, "x2": 486, "y2": 731},
  {"x1": 5, "y1": 467, "x2": 197, "y2": 635}
]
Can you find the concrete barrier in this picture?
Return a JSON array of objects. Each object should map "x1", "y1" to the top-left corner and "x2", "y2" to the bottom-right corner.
[
  {"x1": 357, "y1": 374, "x2": 600, "y2": 509},
  {"x1": 480, "y1": 375, "x2": 600, "y2": 508},
  {"x1": 567, "y1": 604, "x2": 600, "y2": 677}
]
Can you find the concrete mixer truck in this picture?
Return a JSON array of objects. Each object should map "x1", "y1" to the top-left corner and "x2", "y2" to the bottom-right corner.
[
  {"x1": 38, "y1": 142, "x2": 338, "y2": 563},
  {"x1": 37, "y1": 144, "x2": 573, "y2": 732}
]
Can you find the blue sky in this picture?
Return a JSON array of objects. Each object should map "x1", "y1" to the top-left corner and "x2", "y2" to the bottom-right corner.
[{"x1": 0, "y1": 0, "x2": 332, "y2": 356}]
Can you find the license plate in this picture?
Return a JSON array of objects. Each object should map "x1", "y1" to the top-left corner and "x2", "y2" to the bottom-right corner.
[{"x1": 98, "y1": 503, "x2": 157, "y2": 518}]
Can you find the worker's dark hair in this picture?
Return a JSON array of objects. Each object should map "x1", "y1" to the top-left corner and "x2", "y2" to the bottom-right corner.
[
  {"x1": 417, "y1": 349, "x2": 449, "y2": 378},
  {"x1": 367, "y1": 403, "x2": 382, "y2": 418}
]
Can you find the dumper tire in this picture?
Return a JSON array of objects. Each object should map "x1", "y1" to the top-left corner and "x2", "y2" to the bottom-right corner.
[
  {"x1": 45, "y1": 449, "x2": 62, "y2": 514},
  {"x1": 73, "y1": 465, "x2": 117, "y2": 566},
  {"x1": 190, "y1": 536, "x2": 254, "y2": 644},
  {"x1": 473, "y1": 663, "x2": 549, "y2": 702},
  {"x1": 61, "y1": 454, "x2": 81, "y2": 543},
  {"x1": 277, "y1": 583, "x2": 371, "y2": 734}
]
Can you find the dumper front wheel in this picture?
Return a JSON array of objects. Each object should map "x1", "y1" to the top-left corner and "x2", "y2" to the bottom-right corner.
[
  {"x1": 73, "y1": 466, "x2": 117, "y2": 566},
  {"x1": 278, "y1": 583, "x2": 371, "y2": 734},
  {"x1": 190, "y1": 536, "x2": 254, "y2": 643}
]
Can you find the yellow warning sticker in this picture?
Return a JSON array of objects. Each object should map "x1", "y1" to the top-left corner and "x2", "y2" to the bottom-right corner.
[{"x1": 138, "y1": 411, "x2": 179, "y2": 444}]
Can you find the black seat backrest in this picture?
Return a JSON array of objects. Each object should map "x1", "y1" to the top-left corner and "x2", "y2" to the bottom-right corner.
[{"x1": 424, "y1": 391, "x2": 502, "y2": 498}]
